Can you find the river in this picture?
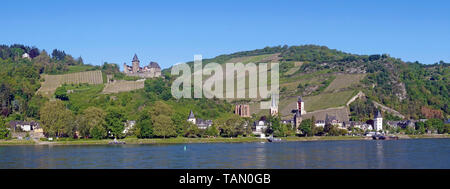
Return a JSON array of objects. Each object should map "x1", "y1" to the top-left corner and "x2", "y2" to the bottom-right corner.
[{"x1": 0, "y1": 139, "x2": 449, "y2": 168}]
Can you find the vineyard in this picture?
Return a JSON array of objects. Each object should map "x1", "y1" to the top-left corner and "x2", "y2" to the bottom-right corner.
[
  {"x1": 102, "y1": 79, "x2": 145, "y2": 94},
  {"x1": 37, "y1": 70, "x2": 103, "y2": 98}
]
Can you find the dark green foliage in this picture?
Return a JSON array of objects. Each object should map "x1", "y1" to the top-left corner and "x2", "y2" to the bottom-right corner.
[
  {"x1": 0, "y1": 117, "x2": 10, "y2": 139},
  {"x1": 349, "y1": 98, "x2": 377, "y2": 121},
  {"x1": 145, "y1": 78, "x2": 172, "y2": 101},
  {"x1": 105, "y1": 107, "x2": 126, "y2": 138},
  {"x1": 55, "y1": 85, "x2": 69, "y2": 101},
  {"x1": 136, "y1": 109, "x2": 153, "y2": 138},
  {"x1": 51, "y1": 49, "x2": 66, "y2": 61},
  {"x1": 281, "y1": 45, "x2": 351, "y2": 62},
  {"x1": 101, "y1": 62, "x2": 121, "y2": 75},
  {"x1": 299, "y1": 119, "x2": 313, "y2": 136}
]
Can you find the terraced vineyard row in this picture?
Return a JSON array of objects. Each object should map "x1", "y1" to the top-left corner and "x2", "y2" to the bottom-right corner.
[
  {"x1": 102, "y1": 80, "x2": 145, "y2": 94},
  {"x1": 37, "y1": 70, "x2": 103, "y2": 98}
]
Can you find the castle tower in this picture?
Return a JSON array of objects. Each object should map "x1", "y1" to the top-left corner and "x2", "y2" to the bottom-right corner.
[
  {"x1": 123, "y1": 63, "x2": 128, "y2": 73},
  {"x1": 187, "y1": 110, "x2": 196, "y2": 124},
  {"x1": 270, "y1": 94, "x2": 278, "y2": 116},
  {"x1": 374, "y1": 110, "x2": 383, "y2": 131},
  {"x1": 132, "y1": 54, "x2": 140, "y2": 73},
  {"x1": 297, "y1": 96, "x2": 306, "y2": 115}
]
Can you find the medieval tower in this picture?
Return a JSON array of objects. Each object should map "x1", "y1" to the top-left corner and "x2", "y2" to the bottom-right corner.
[
  {"x1": 374, "y1": 110, "x2": 383, "y2": 131},
  {"x1": 296, "y1": 96, "x2": 306, "y2": 115},
  {"x1": 132, "y1": 54, "x2": 140, "y2": 73}
]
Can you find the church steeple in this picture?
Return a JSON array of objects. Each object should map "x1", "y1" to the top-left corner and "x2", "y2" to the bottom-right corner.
[{"x1": 270, "y1": 94, "x2": 278, "y2": 116}]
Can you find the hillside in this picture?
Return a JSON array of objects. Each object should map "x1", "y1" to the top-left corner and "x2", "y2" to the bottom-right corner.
[
  {"x1": 165, "y1": 45, "x2": 449, "y2": 120},
  {"x1": 1, "y1": 44, "x2": 448, "y2": 126}
]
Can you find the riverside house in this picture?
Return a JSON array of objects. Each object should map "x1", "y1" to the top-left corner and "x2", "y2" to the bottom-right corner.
[{"x1": 187, "y1": 110, "x2": 213, "y2": 129}]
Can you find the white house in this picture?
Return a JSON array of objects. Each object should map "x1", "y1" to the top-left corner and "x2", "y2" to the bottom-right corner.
[
  {"x1": 253, "y1": 118, "x2": 268, "y2": 136},
  {"x1": 315, "y1": 120, "x2": 325, "y2": 127},
  {"x1": 374, "y1": 110, "x2": 383, "y2": 131}
]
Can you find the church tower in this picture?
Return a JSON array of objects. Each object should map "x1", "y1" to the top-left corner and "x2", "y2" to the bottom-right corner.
[
  {"x1": 187, "y1": 110, "x2": 196, "y2": 124},
  {"x1": 132, "y1": 54, "x2": 140, "y2": 73},
  {"x1": 270, "y1": 94, "x2": 278, "y2": 116},
  {"x1": 293, "y1": 110, "x2": 302, "y2": 130},
  {"x1": 374, "y1": 110, "x2": 383, "y2": 131},
  {"x1": 297, "y1": 96, "x2": 306, "y2": 115}
]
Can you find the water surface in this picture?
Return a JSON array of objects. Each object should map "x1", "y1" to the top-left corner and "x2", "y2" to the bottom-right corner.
[{"x1": 0, "y1": 139, "x2": 449, "y2": 168}]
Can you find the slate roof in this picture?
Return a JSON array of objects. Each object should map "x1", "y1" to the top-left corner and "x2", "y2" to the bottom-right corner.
[
  {"x1": 132, "y1": 54, "x2": 139, "y2": 62},
  {"x1": 149, "y1": 61, "x2": 161, "y2": 69},
  {"x1": 188, "y1": 110, "x2": 195, "y2": 119},
  {"x1": 375, "y1": 110, "x2": 382, "y2": 118}
]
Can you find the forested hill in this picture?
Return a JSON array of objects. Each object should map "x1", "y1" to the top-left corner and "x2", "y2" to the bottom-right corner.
[
  {"x1": 165, "y1": 45, "x2": 449, "y2": 120},
  {"x1": 0, "y1": 44, "x2": 97, "y2": 118},
  {"x1": 0, "y1": 44, "x2": 448, "y2": 123}
]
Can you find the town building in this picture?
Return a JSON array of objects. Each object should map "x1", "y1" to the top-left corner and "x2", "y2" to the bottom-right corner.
[
  {"x1": 374, "y1": 110, "x2": 383, "y2": 131},
  {"x1": 9, "y1": 121, "x2": 40, "y2": 132},
  {"x1": 325, "y1": 114, "x2": 342, "y2": 127},
  {"x1": 123, "y1": 54, "x2": 161, "y2": 78},
  {"x1": 315, "y1": 120, "x2": 325, "y2": 127},
  {"x1": 253, "y1": 116, "x2": 268, "y2": 136},
  {"x1": 22, "y1": 53, "x2": 30, "y2": 60},
  {"x1": 9, "y1": 121, "x2": 44, "y2": 139},
  {"x1": 235, "y1": 104, "x2": 250, "y2": 117},
  {"x1": 187, "y1": 110, "x2": 213, "y2": 129}
]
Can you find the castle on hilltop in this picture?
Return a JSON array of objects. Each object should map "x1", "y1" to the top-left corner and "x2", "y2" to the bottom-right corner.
[{"x1": 123, "y1": 54, "x2": 161, "y2": 78}]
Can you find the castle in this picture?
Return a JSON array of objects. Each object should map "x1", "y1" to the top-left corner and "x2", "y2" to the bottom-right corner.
[{"x1": 123, "y1": 54, "x2": 161, "y2": 78}]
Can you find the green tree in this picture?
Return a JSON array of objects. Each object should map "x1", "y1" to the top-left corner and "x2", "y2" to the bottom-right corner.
[
  {"x1": 78, "y1": 107, "x2": 107, "y2": 138},
  {"x1": 299, "y1": 119, "x2": 313, "y2": 137},
  {"x1": 153, "y1": 115, "x2": 176, "y2": 138},
  {"x1": 40, "y1": 100, "x2": 75, "y2": 137},
  {"x1": 183, "y1": 122, "x2": 200, "y2": 138},
  {"x1": 135, "y1": 109, "x2": 153, "y2": 138},
  {"x1": 205, "y1": 125, "x2": 219, "y2": 137},
  {"x1": 215, "y1": 115, "x2": 247, "y2": 137},
  {"x1": 150, "y1": 101, "x2": 176, "y2": 138},
  {"x1": 425, "y1": 118, "x2": 444, "y2": 134},
  {"x1": 105, "y1": 107, "x2": 126, "y2": 138},
  {"x1": 40, "y1": 100, "x2": 74, "y2": 137},
  {"x1": 0, "y1": 117, "x2": 10, "y2": 139}
]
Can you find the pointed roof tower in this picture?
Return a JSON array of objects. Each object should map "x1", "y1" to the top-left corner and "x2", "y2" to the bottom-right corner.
[
  {"x1": 271, "y1": 94, "x2": 278, "y2": 108},
  {"x1": 132, "y1": 54, "x2": 139, "y2": 62},
  {"x1": 298, "y1": 96, "x2": 303, "y2": 102},
  {"x1": 188, "y1": 110, "x2": 195, "y2": 119},
  {"x1": 375, "y1": 110, "x2": 382, "y2": 119}
]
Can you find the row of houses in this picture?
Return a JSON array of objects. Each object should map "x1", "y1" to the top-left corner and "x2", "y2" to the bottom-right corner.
[{"x1": 245, "y1": 96, "x2": 386, "y2": 136}]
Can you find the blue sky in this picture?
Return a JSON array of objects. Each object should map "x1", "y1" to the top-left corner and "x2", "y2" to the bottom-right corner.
[{"x1": 1, "y1": 0, "x2": 449, "y2": 68}]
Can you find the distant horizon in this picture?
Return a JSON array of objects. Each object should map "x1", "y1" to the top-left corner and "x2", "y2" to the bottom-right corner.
[{"x1": 1, "y1": 0, "x2": 449, "y2": 68}]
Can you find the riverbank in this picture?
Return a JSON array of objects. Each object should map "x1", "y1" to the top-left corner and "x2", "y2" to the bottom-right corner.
[{"x1": 0, "y1": 134, "x2": 448, "y2": 146}]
